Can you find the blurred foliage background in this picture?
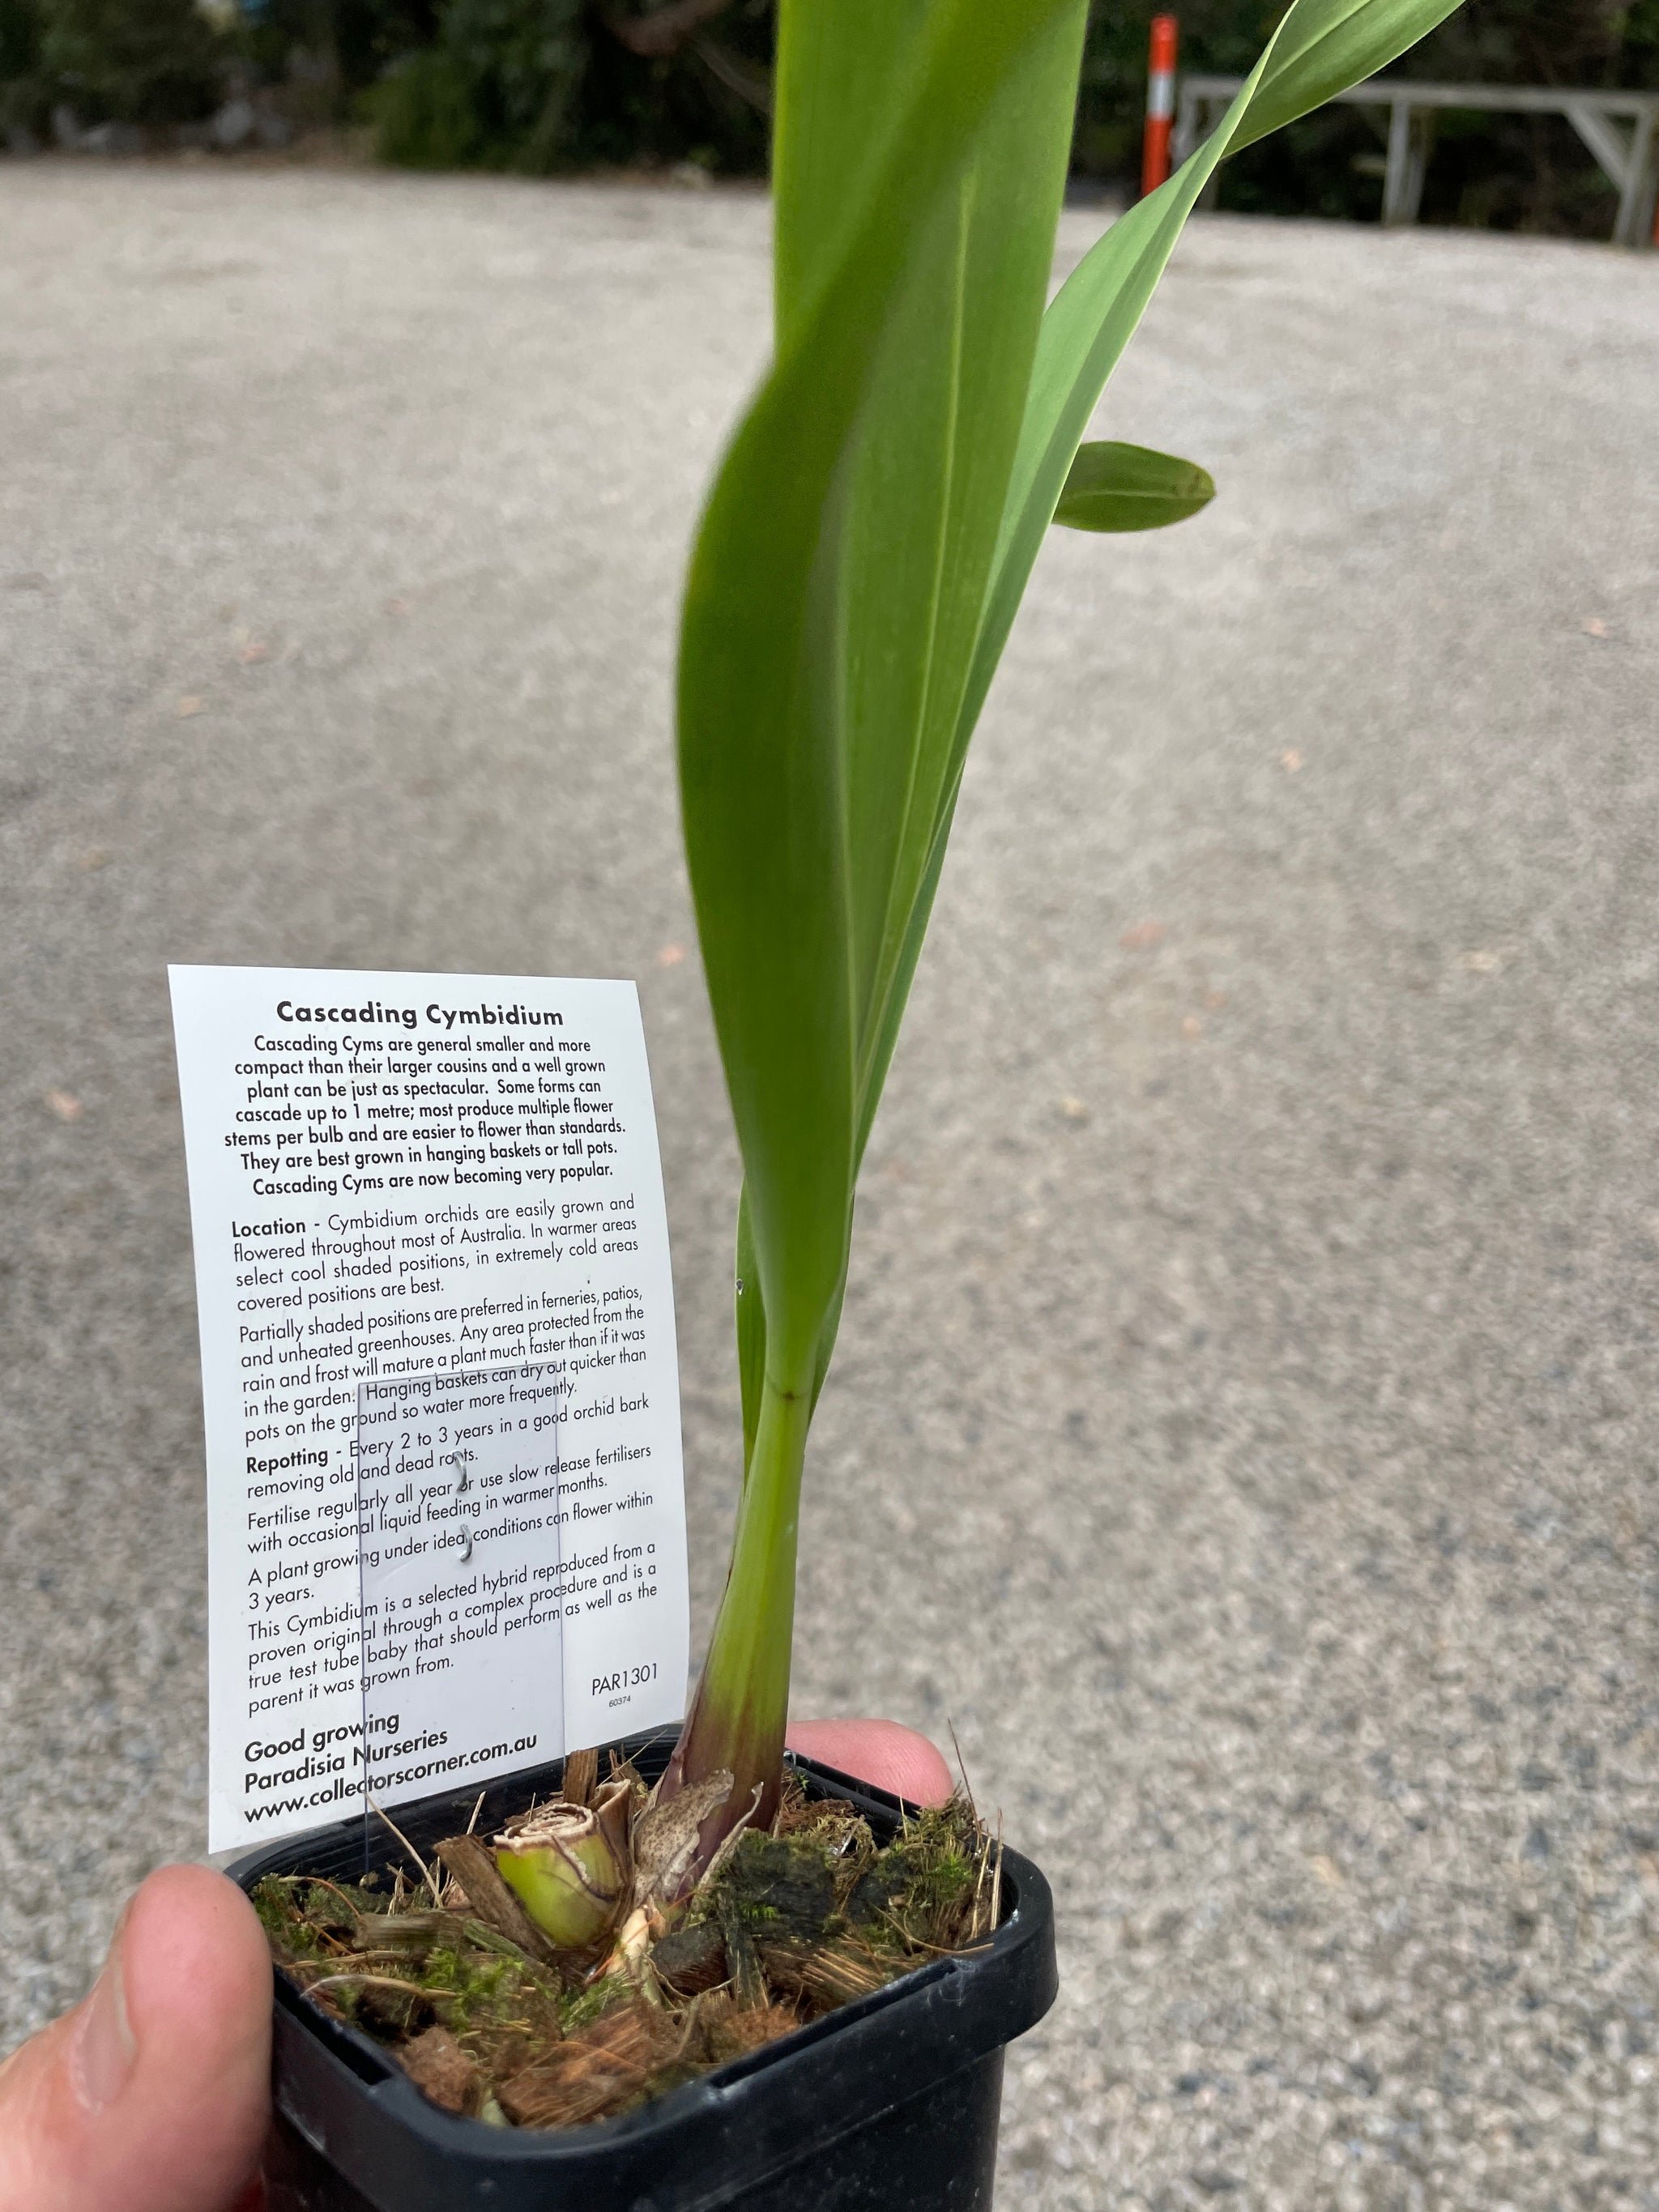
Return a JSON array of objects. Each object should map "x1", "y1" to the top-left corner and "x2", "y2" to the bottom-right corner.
[{"x1": 2, "y1": 0, "x2": 1657, "y2": 237}]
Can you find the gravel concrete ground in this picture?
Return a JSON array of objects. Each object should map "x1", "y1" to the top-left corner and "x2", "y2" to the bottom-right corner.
[{"x1": 2, "y1": 163, "x2": 1657, "y2": 2209}]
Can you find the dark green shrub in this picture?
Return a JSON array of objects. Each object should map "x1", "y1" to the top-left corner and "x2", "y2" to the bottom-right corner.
[
  {"x1": 0, "y1": 0, "x2": 43, "y2": 138},
  {"x1": 0, "y1": 0, "x2": 45, "y2": 134},
  {"x1": 369, "y1": 0, "x2": 771, "y2": 173},
  {"x1": 38, "y1": 0, "x2": 224, "y2": 122},
  {"x1": 372, "y1": 39, "x2": 488, "y2": 163},
  {"x1": 567, "y1": 0, "x2": 771, "y2": 172},
  {"x1": 2, "y1": 0, "x2": 1650, "y2": 239},
  {"x1": 329, "y1": 0, "x2": 441, "y2": 92},
  {"x1": 369, "y1": 0, "x2": 584, "y2": 168},
  {"x1": 0, "y1": 0, "x2": 41, "y2": 82}
]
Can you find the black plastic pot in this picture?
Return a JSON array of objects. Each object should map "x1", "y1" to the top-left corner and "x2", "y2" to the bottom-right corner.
[{"x1": 229, "y1": 1733, "x2": 1056, "y2": 2212}]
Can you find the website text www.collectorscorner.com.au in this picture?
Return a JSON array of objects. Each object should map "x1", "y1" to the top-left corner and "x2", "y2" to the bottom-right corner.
[{"x1": 240, "y1": 1720, "x2": 539, "y2": 1825}]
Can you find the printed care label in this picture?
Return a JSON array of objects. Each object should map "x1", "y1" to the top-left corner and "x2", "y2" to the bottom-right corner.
[{"x1": 168, "y1": 966, "x2": 688, "y2": 1852}]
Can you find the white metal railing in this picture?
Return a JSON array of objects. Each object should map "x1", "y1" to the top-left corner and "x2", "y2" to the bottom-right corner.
[{"x1": 1171, "y1": 75, "x2": 1659, "y2": 248}]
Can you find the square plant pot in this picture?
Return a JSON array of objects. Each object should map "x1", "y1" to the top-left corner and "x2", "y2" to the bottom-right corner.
[{"x1": 229, "y1": 1733, "x2": 1056, "y2": 2212}]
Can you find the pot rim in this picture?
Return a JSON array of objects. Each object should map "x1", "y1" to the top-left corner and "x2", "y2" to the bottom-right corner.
[{"x1": 234, "y1": 1735, "x2": 1057, "y2": 2201}]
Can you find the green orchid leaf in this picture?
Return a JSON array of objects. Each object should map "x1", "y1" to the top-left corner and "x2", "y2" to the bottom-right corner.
[
  {"x1": 674, "y1": 0, "x2": 1090, "y2": 1813},
  {"x1": 669, "y1": 0, "x2": 1468, "y2": 1850},
  {"x1": 679, "y1": 0, "x2": 1086, "y2": 1388},
  {"x1": 968, "y1": 0, "x2": 1468, "y2": 749},
  {"x1": 847, "y1": 0, "x2": 1471, "y2": 1263},
  {"x1": 733, "y1": 1183, "x2": 765, "y2": 1479},
  {"x1": 1226, "y1": 0, "x2": 1472, "y2": 154},
  {"x1": 1052, "y1": 441, "x2": 1215, "y2": 532}
]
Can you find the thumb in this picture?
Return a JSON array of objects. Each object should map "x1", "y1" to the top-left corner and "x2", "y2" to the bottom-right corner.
[
  {"x1": 785, "y1": 1719, "x2": 956, "y2": 1809},
  {"x1": 0, "y1": 1865, "x2": 271, "y2": 2212}
]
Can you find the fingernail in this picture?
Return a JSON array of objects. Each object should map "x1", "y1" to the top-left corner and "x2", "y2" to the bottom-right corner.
[{"x1": 71, "y1": 1936, "x2": 137, "y2": 2112}]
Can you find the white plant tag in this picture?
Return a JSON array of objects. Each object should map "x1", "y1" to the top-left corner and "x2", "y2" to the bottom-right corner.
[
  {"x1": 168, "y1": 965, "x2": 688, "y2": 1851},
  {"x1": 353, "y1": 1362, "x2": 567, "y2": 1817}
]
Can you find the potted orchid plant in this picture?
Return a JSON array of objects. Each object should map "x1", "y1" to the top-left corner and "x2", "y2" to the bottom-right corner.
[{"x1": 237, "y1": 0, "x2": 1461, "y2": 2202}]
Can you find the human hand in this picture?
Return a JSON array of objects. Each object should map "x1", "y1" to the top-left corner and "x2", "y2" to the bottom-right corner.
[
  {"x1": 0, "y1": 1722, "x2": 949, "y2": 2212},
  {"x1": 786, "y1": 1718, "x2": 955, "y2": 1808},
  {"x1": 0, "y1": 1864, "x2": 271, "y2": 2212}
]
